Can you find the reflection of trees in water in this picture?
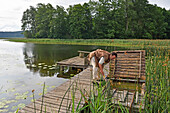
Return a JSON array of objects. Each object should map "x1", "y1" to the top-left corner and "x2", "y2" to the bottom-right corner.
[
  {"x1": 22, "y1": 43, "x2": 115, "y2": 77},
  {"x1": 23, "y1": 43, "x2": 86, "y2": 77},
  {"x1": 23, "y1": 43, "x2": 62, "y2": 77}
]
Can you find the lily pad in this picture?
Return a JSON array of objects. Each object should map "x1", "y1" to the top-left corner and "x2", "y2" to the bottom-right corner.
[
  {"x1": 43, "y1": 67, "x2": 47, "y2": 69},
  {"x1": 26, "y1": 64, "x2": 30, "y2": 67},
  {"x1": 31, "y1": 99, "x2": 36, "y2": 102},
  {"x1": 38, "y1": 63, "x2": 42, "y2": 66},
  {"x1": 29, "y1": 94, "x2": 33, "y2": 97},
  {"x1": 0, "y1": 109, "x2": 8, "y2": 112},
  {"x1": 0, "y1": 100, "x2": 17, "y2": 109},
  {"x1": 17, "y1": 103, "x2": 25, "y2": 109},
  {"x1": 38, "y1": 66, "x2": 42, "y2": 68},
  {"x1": 50, "y1": 86, "x2": 56, "y2": 88},
  {"x1": 15, "y1": 91, "x2": 29, "y2": 100},
  {"x1": 38, "y1": 93, "x2": 42, "y2": 96},
  {"x1": 12, "y1": 106, "x2": 17, "y2": 110},
  {"x1": 31, "y1": 64, "x2": 36, "y2": 68},
  {"x1": 8, "y1": 88, "x2": 16, "y2": 92}
]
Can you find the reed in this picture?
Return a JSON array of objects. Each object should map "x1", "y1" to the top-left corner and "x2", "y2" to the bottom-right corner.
[
  {"x1": 7, "y1": 38, "x2": 170, "y2": 49},
  {"x1": 144, "y1": 47, "x2": 169, "y2": 113}
]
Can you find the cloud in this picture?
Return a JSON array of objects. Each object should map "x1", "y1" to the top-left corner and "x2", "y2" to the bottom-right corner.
[
  {"x1": 0, "y1": 0, "x2": 169, "y2": 31},
  {"x1": 149, "y1": 0, "x2": 170, "y2": 9},
  {"x1": 0, "y1": 0, "x2": 89, "y2": 31}
]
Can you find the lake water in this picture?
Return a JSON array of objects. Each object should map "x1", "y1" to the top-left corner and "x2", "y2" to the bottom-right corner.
[{"x1": 0, "y1": 39, "x2": 127, "y2": 112}]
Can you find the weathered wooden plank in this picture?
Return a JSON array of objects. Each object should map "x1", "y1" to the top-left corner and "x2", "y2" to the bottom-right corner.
[
  {"x1": 113, "y1": 50, "x2": 145, "y2": 53},
  {"x1": 110, "y1": 68, "x2": 145, "y2": 73},
  {"x1": 111, "y1": 78, "x2": 145, "y2": 83},
  {"x1": 115, "y1": 60, "x2": 140, "y2": 64},
  {"x1": 113, "y1": 74, "x2": 140, "y2": 79},
  {"x1": 116, "y1": 58, "x2": 145, "y2": 61},
  {"x1": 112, "y1": 90, "x2": 128, "y2": 102},
  {"x1": 129, "y1": 92, "x2": 136, "y2": 112},
  {"x1": 114, "y1": 71, "x2": 145, "y2": 76},
  {"x1": 117, "y1": 55, "x2": 144, "y2": 58}
]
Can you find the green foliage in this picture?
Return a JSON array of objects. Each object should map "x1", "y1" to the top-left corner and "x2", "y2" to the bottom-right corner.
[
  {"x1": 50, "y1": 5, "x2": 68, "y2": 38},
  {"x1": 145, "y1": 48, "x2": 169, "y2": 112},
  {"x1": 67, "y1": 3, "x2": 92, "y2": 39},
  {"x1": 21, "y1": 1, "x2": 169, "y2": 39}
]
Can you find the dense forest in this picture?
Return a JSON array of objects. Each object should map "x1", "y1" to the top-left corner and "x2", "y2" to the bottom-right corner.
[
  {"x1": 21, "y1": 0, "x2": 170, "y2": 39},
  {"x1": 0, "y1": 31, "x2": 24, "y2": 38}
]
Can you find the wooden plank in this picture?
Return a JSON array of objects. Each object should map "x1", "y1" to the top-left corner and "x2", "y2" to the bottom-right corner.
[
  {"x1": 110, "y1": 68, "x2": 145, "y2": 73},
  {"x1": 78, "y1": 51, "x2": 90, "y2": 54},
  {"x1": 110, "y1": 78, "x2": 145, "y2": 83},
  {"x1": 129, "y1": 92, "x2": 136, "y2": 112},
  {"x1": 116, "y1": 58, "x2": 145, "y2": 61},
  {"x1": 114, "y1": 74, "x2": 140, "y2": 79},
  {"x1": 139, "y1": 51, "x2": 142, "y2": 78},
  {"x1": 115, "y1": 63, "x2": 145, "y2": 66},
  {"x1": 115, "y1": 60, "x2": 140, "y2": 64},
  {"x1": 114, "y1": 71, "x2": 145, "y2": 76},
  {"x1": 121, "y1": 90, "x2": 128, "y2": 102},
  {"x1": 115, "y1": 65, "x2": 145, "y2": 69},
  {"x1": 112, "y1": 90, "x2": 128, "y2": 102}
]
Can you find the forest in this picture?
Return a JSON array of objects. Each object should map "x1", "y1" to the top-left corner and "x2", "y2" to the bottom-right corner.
[
  {"x1": 21, "y1": 0, "x2": 170, "y2": 39},
  {"x1": 0, "y1": 31, "x2": 24, "y2": 38}
]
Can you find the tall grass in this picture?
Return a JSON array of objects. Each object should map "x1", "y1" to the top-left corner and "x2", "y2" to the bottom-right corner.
[
  {"x1": 144, "y1": 48, "x2": 169, "y2": 113},
  {"x1": 7, "y1": 38, "x2": 170, "y2": 49}
]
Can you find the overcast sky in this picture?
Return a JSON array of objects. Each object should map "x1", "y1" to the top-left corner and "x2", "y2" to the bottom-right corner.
[{"x1": 0, "y1": 0, "x2": 169, "y2": 31}]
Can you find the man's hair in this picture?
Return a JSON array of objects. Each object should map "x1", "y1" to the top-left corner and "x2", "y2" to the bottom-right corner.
[{"x1": 111, "y1": 52, "x2": 117, "y2": 57}]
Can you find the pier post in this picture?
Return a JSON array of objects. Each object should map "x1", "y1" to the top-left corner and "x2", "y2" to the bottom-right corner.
[
  {"x1": 79, "y1": 52, "x2": 84, "y2": 58},
  {"x1": 60, "y1": 66, "x2": 64, "y2": 74}
]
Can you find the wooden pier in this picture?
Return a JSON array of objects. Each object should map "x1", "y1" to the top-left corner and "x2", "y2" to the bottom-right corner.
[{"x1": 19, "y1": 50, "x2": 146, "y2": 113}]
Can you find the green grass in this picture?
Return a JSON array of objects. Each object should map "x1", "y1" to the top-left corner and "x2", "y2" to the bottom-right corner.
[{"x1": 7, "y1": 38, "x2": 170, "y2": 49}]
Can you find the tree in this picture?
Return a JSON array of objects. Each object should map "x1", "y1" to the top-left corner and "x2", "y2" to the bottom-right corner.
[
  {"x1": 21, "y1": 1, "x2": 169, "y2": 39},
  {"x1": 21, "y1": 6, "x2": 36, "y2": 38},
  {"x1": 35, "y1": 3, "x2": 55, "y2": 38},
  {"x1": 144, "y1": 4, "x2": 167, "y2": 39},
  {"x1": 163, "y1": 9, "x2": 170, "y2": 39},
  {"x1": 49, "y1": 5, "x2": 68, "y2": 38},
  {"x1": 67, "y1": 4, "x2": 93, "y2": 39}
]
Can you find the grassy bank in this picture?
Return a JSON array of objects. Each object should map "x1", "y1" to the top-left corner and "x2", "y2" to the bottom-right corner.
[{"x1": 7, "y1": 38, "x2": 170, "y2": 49}]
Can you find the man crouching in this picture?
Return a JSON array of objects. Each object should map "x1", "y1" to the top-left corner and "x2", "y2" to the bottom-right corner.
[{"x1": 87, "y1": 49, "x2": 117, "y2": 80}]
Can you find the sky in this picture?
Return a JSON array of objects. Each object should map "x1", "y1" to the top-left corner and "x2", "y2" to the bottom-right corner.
[{"x1": 0, "y1": 0, "x2": 169, "y2": 31}]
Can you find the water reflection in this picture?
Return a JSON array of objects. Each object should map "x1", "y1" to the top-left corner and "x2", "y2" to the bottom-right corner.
[{"x1": 22, "y1": 43, "x2": 114, "y2": 78}]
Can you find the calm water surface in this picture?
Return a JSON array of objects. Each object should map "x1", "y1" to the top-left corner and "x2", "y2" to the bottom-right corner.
[{"x1": 0, "y1": 39, "x2": 126, "y2": 112}]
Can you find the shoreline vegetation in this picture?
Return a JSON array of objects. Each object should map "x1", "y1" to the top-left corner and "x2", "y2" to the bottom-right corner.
[{"x1": 7, "y1": 38, "x2": 170, "y2": 49}]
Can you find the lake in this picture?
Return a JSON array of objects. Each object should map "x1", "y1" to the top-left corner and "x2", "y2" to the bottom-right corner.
[{"x1": 0, "y1": 39, "x2": 127, "y2": 112}]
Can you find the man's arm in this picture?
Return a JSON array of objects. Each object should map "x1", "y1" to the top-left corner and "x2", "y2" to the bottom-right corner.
[
  {"x1": 98, "y1": 57, "x2": 105, "y2": 79},
  {"x1": 98, "y1": 63, "x2": 105, "y2": 78}
]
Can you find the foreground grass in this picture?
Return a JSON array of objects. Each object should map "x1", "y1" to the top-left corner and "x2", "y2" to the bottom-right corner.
[{"x1": 7, "y1": 38, "x2": 170, "y2": 49}]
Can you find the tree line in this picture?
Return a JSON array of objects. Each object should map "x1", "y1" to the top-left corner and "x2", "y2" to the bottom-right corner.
[{"x1": 21, "y1": 0, "x2": 170, "y2": 39}]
